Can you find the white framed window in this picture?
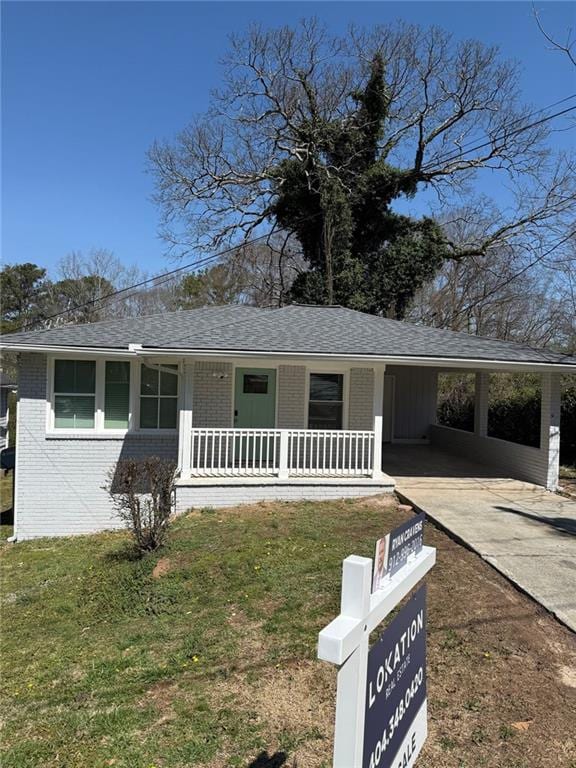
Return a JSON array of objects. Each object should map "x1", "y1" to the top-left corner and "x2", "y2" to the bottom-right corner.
[
  {"x1": 308, "y1": 372, "x2": 345, "y2": 430},
  {"x1": 139, "y1": 363, "x2": 179, "y2": 430},
  {"x1": 53, "y1": 359, "x2": 96, "y2": 429},
  {"x1": 48, "y1": 358, "x2": 181, "y2": 434},
  {"x1": 104, "y1": 361, "x2": 131, "y2": 430},
  {"x1": 47, "y1": 356, "x2": 143, "y2": 434}
]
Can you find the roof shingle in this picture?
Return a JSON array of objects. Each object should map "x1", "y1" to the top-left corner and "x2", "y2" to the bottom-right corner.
[{"x1": 2, "y1": 304, "x2": 575, "y2": 367}]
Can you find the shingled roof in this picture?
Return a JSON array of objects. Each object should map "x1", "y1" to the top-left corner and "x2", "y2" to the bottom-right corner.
[{"x1": 2, "y1": 304, "x2": 575, "y2": 367}]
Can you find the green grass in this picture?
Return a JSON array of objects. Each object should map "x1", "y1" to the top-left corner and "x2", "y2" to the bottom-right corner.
[{"x1": 0, "y1": 499, "x2": 390, "y2": 768}]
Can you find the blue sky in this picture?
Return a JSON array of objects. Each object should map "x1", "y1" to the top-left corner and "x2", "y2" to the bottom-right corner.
[{"x1": 2, "y1": 1, "x2": 575, "y2": 278}]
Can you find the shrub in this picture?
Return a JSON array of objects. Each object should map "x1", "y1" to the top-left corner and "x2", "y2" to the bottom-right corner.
[
  {"x1": 436, "y1": 372, "x2": 576, "y2": 466},
  {"x1": 107, "y1": 456, "x2": 177, "y2": 554},
  {"x1": 562, "y1": 378, "x2": 576, "y2": 466},
  {"x1": 437, "y1": 373, "x2": 475, "y2": 432}
]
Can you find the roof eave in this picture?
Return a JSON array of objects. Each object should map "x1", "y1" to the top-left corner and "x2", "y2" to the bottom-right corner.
[
  {"x1": 3, "y1": 342, "x2": 575, "y2": 372},
  {"x1": 1, "y1": 343, "x2": 135, "y2": 356},
  {"x1": 137, "y1": 346, "x2": 576, "y2": 373}
]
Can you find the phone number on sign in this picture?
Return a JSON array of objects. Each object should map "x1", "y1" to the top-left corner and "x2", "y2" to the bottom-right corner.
[{"x1": 367, "y1": 667, "x2": 424, "y2": 768}]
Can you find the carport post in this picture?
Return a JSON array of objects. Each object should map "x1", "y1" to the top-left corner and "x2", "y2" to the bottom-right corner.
[
  {"x1": 540, "y1": 372, "x2": 561, "y2": 491},
  {"x1": 474, "y1": 372, "x2": 490, "y2": 437},
  {"x1": 178, "y1": 360, "x2": 194, "y2": 477},
  {"x1": 372, "y1": 365, "x2": 386, "y2": 479}
]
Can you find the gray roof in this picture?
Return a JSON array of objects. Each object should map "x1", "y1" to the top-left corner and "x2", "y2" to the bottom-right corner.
[{"x1": 2, "y1": 304, "x2": 575, "y2": 367}]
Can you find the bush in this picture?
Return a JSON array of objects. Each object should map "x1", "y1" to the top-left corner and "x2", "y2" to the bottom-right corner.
[
  {"x1": 562, "y1": 379, "x2": 576, "y2": 466},
  {"x1": 488, "y1": 390, "x2": 541, "y2": 448},
  {"x1": 107, "y1": 456, "x2": 177, "y2": 554},
  {"x1": 437, "y1": 373, "x2": 475, "y2": 432},
  {"x1": 437, "y1": 372, "x2": 576, "y2": 466}
]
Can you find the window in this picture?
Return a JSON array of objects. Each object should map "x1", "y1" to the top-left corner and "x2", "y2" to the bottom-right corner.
[
  {"x1": 308, "y1": 373, "x2": 344, "y2": 430},
  {"x1": 140, "y1": 364, "x2": 178, "y2": 429},
  {"x1": 243, "y1": 374, "x2": 268, "y2": 394},
  {"x1": 54, "y1": 360, "x2": 96, "y2": 429},
  {"x1": 104, "y1": 361, "x2": 130, "y2": 429}
]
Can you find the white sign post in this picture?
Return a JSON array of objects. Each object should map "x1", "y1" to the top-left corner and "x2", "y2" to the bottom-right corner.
[{"x1": 318, "y1": 545, "x2": 436, "y2": 768}]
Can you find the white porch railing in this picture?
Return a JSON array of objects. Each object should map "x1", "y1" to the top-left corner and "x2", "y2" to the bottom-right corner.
[
  {"x1": 286, "y1": 429, "x2": 374, "y2": 477},
  {"x1": 186, "y1": 428, "x2": 375, "y2": 478}
]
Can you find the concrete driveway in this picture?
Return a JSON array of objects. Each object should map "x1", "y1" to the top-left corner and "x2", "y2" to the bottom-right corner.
[{"x1": 383, "y1": 445, "x2": 576, "y2": 632}]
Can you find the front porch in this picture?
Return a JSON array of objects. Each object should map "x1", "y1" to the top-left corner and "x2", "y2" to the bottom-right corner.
[
  {"x1": 172, "y1": 359, "x2": 562, "y2": 493},
  {"x1": 176, "y1": 360, "x2": 389, "y2": 483},
  {"x1": 181, "y1": 427, "x2": 377, "y2": 479}
]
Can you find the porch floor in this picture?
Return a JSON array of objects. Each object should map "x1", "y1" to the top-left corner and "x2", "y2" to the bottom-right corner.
[{"x1": 383, "y1": 444, "x2": 576, "y2": 632}]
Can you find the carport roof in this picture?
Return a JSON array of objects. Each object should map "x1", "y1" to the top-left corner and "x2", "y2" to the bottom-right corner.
[{"x1": 2, "y1": 304, "x2": 576, "y2": 367}]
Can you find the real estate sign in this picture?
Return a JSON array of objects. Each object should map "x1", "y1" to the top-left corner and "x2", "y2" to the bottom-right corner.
[
  {"x1": 363, "y1": 585, "x2": 427, "y2": 768},
  {"x1": 318, "y1": 518, "x2": 435, "y2": 768}
]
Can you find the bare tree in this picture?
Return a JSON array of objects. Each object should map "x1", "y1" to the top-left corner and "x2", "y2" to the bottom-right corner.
[
  {"x1": 409, "y1": 209, "x2": 576, "y2": 352},
  {"x1": 533, "y1": 3, "x2": 576, "y2": 67},
  {"x1": 149, "y1": 19, "x2": 575, "y2": 273}
]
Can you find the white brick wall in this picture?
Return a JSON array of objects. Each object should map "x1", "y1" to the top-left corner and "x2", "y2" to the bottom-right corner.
[
  {"x1": 430, "y1": 424, "x2": 550, "y2": 487},
  {"x1": 14, "y1": 355, "x2": 387, "y2": 539},
  {"x1": 192, "y1": 361, "x2": 233, "y2": 427},
  {"x1": 348, "y1": 368, "x2": 374, "y2": 430},
  {"x1": 15, "y1": 353, "x2": 177, "y2": 539},
  {"x1": 175, "y1": 481, "x2": 393, "y2": 511},
  {"x1": 277, "y1": 365, "x2": 306, "y2": 428}
]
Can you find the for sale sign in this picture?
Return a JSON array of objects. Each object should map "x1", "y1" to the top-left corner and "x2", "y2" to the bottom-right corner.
[{"x1": 363, "y1": 585, "x2": 427, "y2": 768}]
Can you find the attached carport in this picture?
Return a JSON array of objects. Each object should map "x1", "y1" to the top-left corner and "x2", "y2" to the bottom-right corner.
[
  {"x1": 381, "y1": 364, "x2": 567, "y2": 491},
  {"x1": 383, "y1": 444, "x2": 576, "y2": 632}
]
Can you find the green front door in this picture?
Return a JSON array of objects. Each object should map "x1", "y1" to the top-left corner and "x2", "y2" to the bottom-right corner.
[{"x1": 234, "y1": 368, "x2": 276, "y2": 428}]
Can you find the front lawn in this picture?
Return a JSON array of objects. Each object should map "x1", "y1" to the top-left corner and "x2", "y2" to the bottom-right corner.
[{"x1": 1, "y1": 497, "x2": 575, "y2": 767}]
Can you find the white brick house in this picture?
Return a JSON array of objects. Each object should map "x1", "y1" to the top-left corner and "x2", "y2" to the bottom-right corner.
[{"x1": 2, "y1": 304, "x2": 575, "y2": 540}]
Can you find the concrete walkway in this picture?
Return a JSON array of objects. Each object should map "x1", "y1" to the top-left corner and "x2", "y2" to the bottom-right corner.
[{"x1": 383, "y1": 445, "x2": 576, "y2": 632}]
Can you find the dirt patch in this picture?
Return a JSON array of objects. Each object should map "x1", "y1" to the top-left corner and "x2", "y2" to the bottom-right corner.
[
  {"x1": 152, "y1": 557, "x2": 172, "y2": 579},
  {"x1": 355, "y1": 493, "x2": 398, "y2": 510},
  {"x1": 206, "y1": 514, "x2": 576, "y2": 768},
  {"x1": 206, "y1": 660, "x2": 335, "y2": 768},
  {"x1": 140, "y1": 679, "x2": 179, "y2": 714},
  {"x1": 558, "y1": 478, "x2": 576, "y2": 499},
  {"x1": 225, "y1": 607, "x2": 269, "y2": 667},
  {"x1": 418, "y1": 520, "x2": 576, "y2": 768}
]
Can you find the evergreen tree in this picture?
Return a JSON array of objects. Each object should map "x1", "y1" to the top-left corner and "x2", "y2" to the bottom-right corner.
[{"x1": 270, "y1": 55, "x2": 448, "y2": 316}]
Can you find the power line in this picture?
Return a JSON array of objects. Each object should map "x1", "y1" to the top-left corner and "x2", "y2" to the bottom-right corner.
[
  {"x1": 419, "y1": 92, "x2": 576, "y2": 170},
  {"x1": 15, "y1": 218, "x2": 314, "y2": 331},
  {"x1": 12, "y1": 95, "x2": 576, "y2": 332},
  {"x1": 421, "y1": 102, "x2": 576, "y2": 172},
  {"x1": 16, "y1": 234, "x2": 271, "y2": 331}
]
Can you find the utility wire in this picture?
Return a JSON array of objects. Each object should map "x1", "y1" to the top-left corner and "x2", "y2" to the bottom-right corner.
[
  {"x1": 418, "y1": 93, "x2": 576, "y2": 171},
  {"x1": 420, "y1": 103, "x2": 576, "y2": 172},
  {"x1": 12, "y1": 95, "x2": 576, "y2": 332}
]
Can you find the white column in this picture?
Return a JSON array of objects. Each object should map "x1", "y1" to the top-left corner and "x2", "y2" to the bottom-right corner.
[
  {"x1": 372, "y1": 365, "x2": 386, "y2": 480},
  {"x1": 540, "y1": 372, "x2": 561, "y2": 491},
  {"x1": 178, "y1": 360, "x2": 195, "y2": 478},
  {"x1": 474, "y1": 371, "x2": 490, "y2": 437}
]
